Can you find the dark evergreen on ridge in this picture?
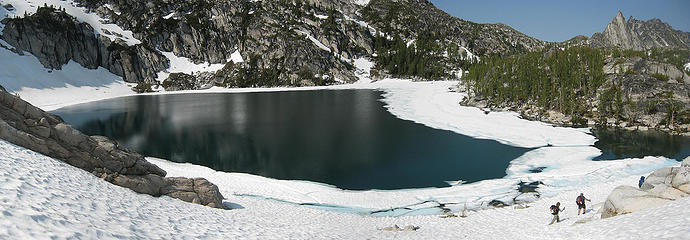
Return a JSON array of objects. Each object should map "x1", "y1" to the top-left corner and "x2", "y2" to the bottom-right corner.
[
  {"x1": 461, "y1": 10, "x2": 690, "y2": 133},
  {"x1": 0, "y1": 0, "x2": 546, "y2": 89}
]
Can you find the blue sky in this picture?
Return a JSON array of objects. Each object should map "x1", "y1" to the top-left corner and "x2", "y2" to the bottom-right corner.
[{"x1": 428, "y1": 0, "x2": 690, "y2": 42}]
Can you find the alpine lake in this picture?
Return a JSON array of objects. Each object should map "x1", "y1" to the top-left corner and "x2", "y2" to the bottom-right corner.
[{"x1": 51, "y1": 90, "x2": 690, "y2": 190}]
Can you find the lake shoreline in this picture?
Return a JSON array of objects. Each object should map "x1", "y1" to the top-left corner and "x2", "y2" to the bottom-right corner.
[
  {"x1": 32, "y1": 79, "x2": 679, "y2": 216},
  {"x1": 2, "y1": 77, "x2": 687, "y2": 239}
]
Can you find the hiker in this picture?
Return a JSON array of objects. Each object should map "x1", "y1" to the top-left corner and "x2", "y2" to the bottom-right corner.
[
  {"x1": 638, "y1": 176, "x2": 645, "y2": 188},
  {"x1": 549, "y1": 202, "x2": 564, "y2": 225},
  {"x1": 576, "y1": 193, "x2": 591, "y2": 215}
]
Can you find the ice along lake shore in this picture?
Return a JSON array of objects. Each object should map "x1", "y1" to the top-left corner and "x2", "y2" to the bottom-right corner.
[{"x1": 40, "y1": 79, "x2": 683, "y2": 215}]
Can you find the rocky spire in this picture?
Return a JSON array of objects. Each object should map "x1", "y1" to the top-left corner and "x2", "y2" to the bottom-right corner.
[
  {"x1": 590, "y1": 11, "x2": 690, "y2": 50},
  {"x1": 614, "y1": 11, "x2": 625, "y2": 24},
  {"x1": 600, "y1": 11, "x2": 643, "y2": 50}
]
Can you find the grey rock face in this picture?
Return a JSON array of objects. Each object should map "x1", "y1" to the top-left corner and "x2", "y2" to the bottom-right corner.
[
  {"x1": 161, "y1": 72, "x2": 198, "y2": 91},
  {"x1": 604, "y1": 57, "x2": 690, "y2": 83},
  {"x1": 601, "y1": 56, "x2": 690, "y2": 132},
  {"x1": 111, "y1": 173, "x2": 168, "y2": 196},
  {"x1": 76, "y1": 0, "x2": 373, "y2": 85},
  {"x1": 1, "y1": 0, "x2": 549, "y2": 90},
  {"x1": 590, "y1": 11, "x2": 690, "y2": 50},
  {"x1": 162, "y1": 177, "x2": 225, "y2": 208},
  {"x1": 599, "y1": 185, "x2": 672, "y2": 219},
  {"x1": 0, "y1": 86, "x2": 226, "y2": 209},
  {"x1": 363, "y1": 0, "x2": 545, "y2": 56},
  {"x1": 0, "y1": 7, "x2": 168, "y2": 83},
  {"x1": 594, "y1": 12, "x2": 643, "y2": 50},
  {"x1": 600, "y1": 158, "x2": 690, "y2": 218}
]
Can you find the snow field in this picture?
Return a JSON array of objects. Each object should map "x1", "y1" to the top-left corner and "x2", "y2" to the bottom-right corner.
[
  {"x1": 148, "y1": 147, "x2": 677, "y2": 216},
  {"x1": 0, "y1": 44, "x2": 134, "y2": 112},
  {"x1": 369, "y1": 80, "x2": 596, "y2": 148},
  {"x1": 2, "y1": 140, "x2": 688, "y2": 239}
]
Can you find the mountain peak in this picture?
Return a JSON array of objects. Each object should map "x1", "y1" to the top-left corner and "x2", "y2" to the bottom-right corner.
[
  {"x1": 615, "y1": 11, "x2": 625, "y2": 21},
  {"x1": 590, "y1": 11, "x2": 690, "y2": 50}
]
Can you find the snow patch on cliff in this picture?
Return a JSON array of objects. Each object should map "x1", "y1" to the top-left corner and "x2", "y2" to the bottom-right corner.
[
  {"x1": 353, "y1": 57, "x2": 374, "y2": 83},
  {"x1": 230, "y1": 50, "x2": 244, "y2": 63},
  {"x1": 295, "y1": 29, "x2": 331, "y2": 52},
  {"x1": 1, "y1": 0, "x2": 141, "y2": 45},
  {"x1": 156, "y1": 52, "x2": 227, "y2": 82},
  {"x1": 353, "y1": 0, "x2": 370, "y2": 6}
]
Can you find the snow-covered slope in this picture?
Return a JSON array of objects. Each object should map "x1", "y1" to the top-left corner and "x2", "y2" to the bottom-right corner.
[
  {"x1": 2, "y1": 139, "x2": 688, "y2": 239},
  {"x1": 0, "y1": 0, "x2": 237, "y2": 96},
  {"x1": 0, "y1": 42, "x2": 134, "y2": 111},
  {"x1": 0, "y1": 0, "x2": 142, "y2": 111},
  {"x1": 148, "y1": 146, "x2": 677, "y2": 216}
]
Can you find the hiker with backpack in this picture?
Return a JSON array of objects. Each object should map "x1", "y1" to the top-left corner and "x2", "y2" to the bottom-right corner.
[
  {"x1": 639, "y1": 176, "x2": 645, "y2": 188},
  {"x1": 549, "y1": 202, "x2": 564, "y2": 225},
  {"x1": 576, "y1": 193, "x2": 591, "y2": 215}
]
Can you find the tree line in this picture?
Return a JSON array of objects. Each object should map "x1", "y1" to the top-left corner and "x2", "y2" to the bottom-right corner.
[{"x1": 462, "y1": 46, "x2": 606, "y2": 118}]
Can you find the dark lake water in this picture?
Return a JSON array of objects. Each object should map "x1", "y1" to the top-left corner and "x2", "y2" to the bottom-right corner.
[
  {"x1": 592, "y1": 127, "x2": 690, "y2": 161},
  {"x1": 52, "y1": 90, "x2": 529, "y2": 190}
]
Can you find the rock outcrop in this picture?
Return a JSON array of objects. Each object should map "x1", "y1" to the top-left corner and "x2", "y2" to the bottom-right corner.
[
  {"x1": 0, "y1": 86, "x2": 225, "y2": 208},
  {"x1": 0, "y1": 7, "x2": 168, "y2": 84},
  {"x1": 363, "y1": 0, "x2": 545, "y2": 57},
  {"x1": 379, "y1": 225, "x2": 420, "y2": 231},
  {"x1": 591, "y1": 11, "x2": 690, "y2": 50},
  {"x1": 74, "y1": 0, "x2": 371, "y2": 84},
  {"x1": 161, "y1": 72, "x2": 199, "y2": 91},
  {"x1": 1, "y1": 0, "x2": 548, "y2": 90},
  {"x1": 459, "y1": 44, "x2": 690, "y2": 134},
  {"x1": 604, "y1": 56, "x2": 690, "y2": 84},
  {"x1": 599, "y1": 157, "x2": 690, "y2": 218}
]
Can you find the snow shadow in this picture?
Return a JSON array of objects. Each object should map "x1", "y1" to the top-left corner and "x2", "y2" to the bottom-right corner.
[
  {"x1": 0, "y1": 46, "x2": 123, "y2": 92},
  {"x1": 224, "y1": 201, "x2": 244, "y2": 210}
]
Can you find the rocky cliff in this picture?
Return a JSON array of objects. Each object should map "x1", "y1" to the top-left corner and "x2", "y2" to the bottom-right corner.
[
  {"x1": 0, "y1": 86, "x2": 225, "y2": 208},
  {"x1": 590, "y1": 11, "x2": 690, "y2": 50},
  {"x1": 363, "y1": 0, "x2": 545, "y2": 56},
  {"x1": 599, "y1": 55, "x2": 690, "y2": 133},
  {"x1": 0, "y1": 0, "x2": 546, "y2": 90},
  {"x1": 1, "y1": 6, "x2": 168, "y2": 85},
  {"x1": 461, "y1": 45, "x2": 690, "y2": 134},
  {"x1": 600, "y1": 157, "x2": 690, "y2": 218}
]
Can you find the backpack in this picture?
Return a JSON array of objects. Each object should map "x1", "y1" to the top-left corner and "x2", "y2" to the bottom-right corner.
[
  {"x1": 639, "y1": 176, "x2": 645, "y2": 188},
  {"x1": 576, "y1": 196, "x2": 584, "y2": 205},
  {"x1": 550, "y1": 205, "x2": 558, "y2": 215}
]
